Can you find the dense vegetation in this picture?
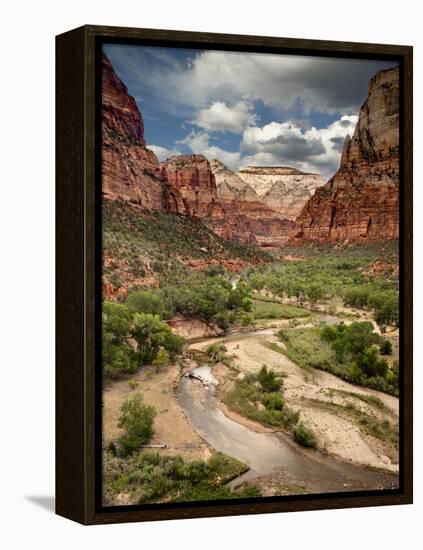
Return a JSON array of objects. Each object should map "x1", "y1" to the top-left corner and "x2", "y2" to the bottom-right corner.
[
  {"x1": 278, "y1": 322, "x2": 399, "y2": 395},
  {"x1": 102, "y1": 301, "x2": 184, "y2": 379},
  {"x1": 103, "y1": 200, "x2": 270, "y2": 288},
  {"x1": 223, "y1": 366, "x2": 317, "y2": 447},
  {"x1": 103, "y1": 450, "x2": 260, "y2": 504},
  {"x1": 242, "y1": 246, "x2": 399, "y2": 331}
]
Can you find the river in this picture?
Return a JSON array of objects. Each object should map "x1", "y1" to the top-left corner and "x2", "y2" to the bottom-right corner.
[{"x1": 177, "y1": 351, "x2": 398, "y2": 494}]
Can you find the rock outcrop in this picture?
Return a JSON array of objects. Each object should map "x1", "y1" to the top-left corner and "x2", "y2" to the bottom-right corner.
[
  {"x1": 102, "y1": 54, "x2": 165, "y2": 209},
  {"x1": 210, "y1": 160, "x2": 294, "y2": 247},
  {"x1": 236, "y1": 167, "x2": 325, "y2": 220},
  {"x1": 162, "y1": 155, "x2": 257, "y2": 244},
  {"x1": 290, "y1": 67, "x2": 399, "y2": 245}
]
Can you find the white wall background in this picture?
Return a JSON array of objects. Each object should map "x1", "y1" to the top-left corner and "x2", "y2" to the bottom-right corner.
[{"x1": 0, "y1": 0, "x2": 420, "y2": 547}]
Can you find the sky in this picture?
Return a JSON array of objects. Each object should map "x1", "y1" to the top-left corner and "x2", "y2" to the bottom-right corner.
[{"x1": 104, "y1": 44, "x2": 397, "y2": 180}]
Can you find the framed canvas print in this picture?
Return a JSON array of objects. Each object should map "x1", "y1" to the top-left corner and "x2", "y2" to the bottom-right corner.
[{"x1": 56, "y1": 25, "x2": 413, "y2": 525}]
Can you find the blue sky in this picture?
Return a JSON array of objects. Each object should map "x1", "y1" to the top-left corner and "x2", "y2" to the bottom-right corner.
[{"x1": 104, "y1": 44, "x2": 397, "y2": 179}]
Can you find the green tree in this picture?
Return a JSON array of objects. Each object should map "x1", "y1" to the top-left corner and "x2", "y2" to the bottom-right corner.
[
  {"x1": 369, "y1": 291, "x2": 399, "y2": 331},
  {"x1": 344, "y1": 286, "x2": 370, "y2": 308},
  {"x1": 103, "y1": 301, "x2": 131, "y2": 343},
  {"x1": 126, "y1": 289, "x2": 165, "y2": 317},
  {"x1": 306, "y1": 283, "x2": 324, "y2": 307},
  {"x1": 102, "y1": 302, "x2": 136, "y2": 378},
  {"x1": 130, "y1": 313, "x2": 183, "y2": 364},
  {"x1": 355, "y1": 347, "x2": 389, "y2": 378},
  {"x1": 380, "y1": 339, "x2": 393, "y2": 355},
  {"x1": 117, "y1": 394, "x2": 156, "y2": 456}
]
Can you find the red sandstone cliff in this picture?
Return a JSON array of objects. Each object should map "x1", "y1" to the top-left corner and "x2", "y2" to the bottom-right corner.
[
  {"x1": 161, "y1": 155, "x2": 257, "y2": 244},
  {"x1": 290, "y1": 67, "x2": 399, "y2": 245},
  {"x1": 210, "y1": 160, "x2": 294, "y2": 247},
  {"x1": 102, "y1": 54, "x2": 165, "y2": 209}
]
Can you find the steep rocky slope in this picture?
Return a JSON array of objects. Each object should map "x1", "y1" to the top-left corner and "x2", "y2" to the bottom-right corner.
[
  {"x1": 237, "y1": 167, "x2": 325, "y2": 220},
  {"x1": 102, "y1": 54, "x2": 166, "y2": 209},
  {"x1": 290, "y1": 67, "x2": 399, "y2": 244}
]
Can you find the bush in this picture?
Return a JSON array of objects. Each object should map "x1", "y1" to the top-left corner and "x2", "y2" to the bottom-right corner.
[
  {"x1": 152, "y1": 347, "x2": 169, "y2": 369},
  {"x1": 261, "y1": 392, "x2": 284, "y2": 411},
  {"x1": 355, "y1": 347, "x2": 388, "y2": 378},
  {"x1": 117, "y1": 394, "x2": 156, "y2": 457},
  {"x1": 258, "y1": 365, "x2": 282, "y2": 393},
  {"x1": 280, "y1": 324, "x2": 398, "y2": 396},
  {"x1": 205, "y1": 344, "x2": 228, "y2": 363},
  {"x1": 294, "y1": 423, "x2": 317, "y2": 448},
  {"x1": 380, "y1": 339, "x2": 393, "y2": 355}
]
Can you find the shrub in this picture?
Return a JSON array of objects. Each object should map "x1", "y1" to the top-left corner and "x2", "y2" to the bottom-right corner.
[
  {"x1": 261, "y1": 392, "x2": 284, "y2": 411},
  {"x1": 206, "y1": 343, "x2": 228, "y2": 363},
  {"x1": 117, "y1": 394, "x2": 156, "y2": 456},
  {"x1": 152, "y1": 347, "x2": 169, "y2": 369},
  {"x1": 380, "y1": 339, "x2": 393, "y2": 355},
  {"x1": 258, "y1": 365, "x2": 282, "y2": 393},
  {"x1": 294, "y1": 423, "x2": 317, "y2": 448}
]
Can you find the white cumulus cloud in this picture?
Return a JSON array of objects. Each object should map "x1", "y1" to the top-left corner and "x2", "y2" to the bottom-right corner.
[
  {"x1": 148, "y1": 144, "x2": 181, "y2": 161},
  {"x1": 240, "y1": 114, "x2": 358, "y2": 178},
  {"x1": 177, "y1": 130, "x2": 242, "y2": 170},
  {"x1": 193, "y1": 100, "x2": 256, "y2": 133}
]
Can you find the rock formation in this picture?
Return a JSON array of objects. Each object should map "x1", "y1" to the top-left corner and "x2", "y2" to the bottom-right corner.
[
  {"x1": 161, "y1": 155, "x2": 257, "y2": 244},
  {"x1": 102, "y1": 53, "x2": 165, "y2": 209},
  {"x1": 236, "y1": 167, "x2": 325, "y2": 220},
  {"x1": 290, "y1": 67, "x2": 399, "y2": 245},
  {"x1": 210, "y1": 160, "x2": 294, "y2": 247}
]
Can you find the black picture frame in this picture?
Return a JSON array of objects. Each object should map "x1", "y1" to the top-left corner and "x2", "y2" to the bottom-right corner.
[{"x1": 56, "y1": 24, "x2": 413, "y2": 525}]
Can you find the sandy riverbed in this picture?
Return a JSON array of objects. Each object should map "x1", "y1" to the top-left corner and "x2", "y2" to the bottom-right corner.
[
  {"x1": 189, "y1": 328, "x2": 399, "y2": 473},
  {"x1": 102, "y1": 363, "x2": 210, "y2": 461}
]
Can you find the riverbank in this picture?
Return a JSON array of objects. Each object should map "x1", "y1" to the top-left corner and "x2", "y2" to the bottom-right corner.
[{"x1": 188, "y1": 325, "x2": 399, "y2": 473}]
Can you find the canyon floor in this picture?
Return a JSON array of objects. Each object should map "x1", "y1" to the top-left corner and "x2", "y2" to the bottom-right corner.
[{"x1": 103, "y1": 300, "x2": 399, "y2": 498}]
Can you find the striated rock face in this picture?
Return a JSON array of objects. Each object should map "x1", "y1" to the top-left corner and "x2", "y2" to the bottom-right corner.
[
  {"x1": 211, "y1": 160, "x2": 294, "y2": 247},
  {"x1": 102, "y1": 54, "x2": 165, "y2": 209},
  {"x1": 236, "y1": 167, "x2": 325, "y2": 220},
  {"x1": 162, "y1": 155, "x2": 224, "y2": 218},
  {"x1": 161, "y1": 155, "x2": 257, "y2": 244},
  {"x1": 290, "y1": 67, "x2": 399, "y2": 245}
]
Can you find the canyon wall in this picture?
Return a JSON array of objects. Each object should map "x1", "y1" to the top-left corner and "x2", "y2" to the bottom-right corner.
[
  {"x1": 210, "y1": 160, "x2": 294, "y2": 247},
  {"x1": 237, "y1": 167, "x2": 325, "y2": 220},
  {"x1": 290, "y1": 67, "x2": 399, "y2": 245},
  {"x1": 102, "y1": 54, "x2": 165, "y2": 209},
  {"x1": 162, "y1": 155, "x2": 257, "y2": 244}
]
